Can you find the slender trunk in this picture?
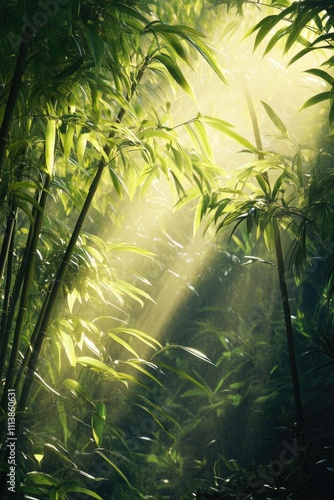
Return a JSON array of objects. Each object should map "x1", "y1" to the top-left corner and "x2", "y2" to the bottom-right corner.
[
  {"x1": 244, "y1": 83, "x2": 304, "y2": 444},
  {"x1": 274, "y1": 225, "x2": 304, "y2": 443},
  {"x1": 0, "y1": 215, "x2": 16, "y2": 383},
  {"x1": 0, "y1": 41, "x2": 30, "y2": 178},
  {"x1": 0, "y1": 176, "x2": 51, "y2": 410},
  {"x1": 0, "y1": 199, "x2": 36, "y2": 387},
  {"x1": 17, "y1": 59, "x2": 148, "y2": 419},
  {"x1": 0, "y1": 204, "x2": 17, "y2": 284}
]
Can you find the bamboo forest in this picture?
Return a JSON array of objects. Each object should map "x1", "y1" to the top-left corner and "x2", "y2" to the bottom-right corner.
[{"x1": 1, "y1": 0, "x2": 334, "y2": 498}]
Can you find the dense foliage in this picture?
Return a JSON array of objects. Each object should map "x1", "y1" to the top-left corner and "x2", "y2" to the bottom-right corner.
[{"x1": 0, "y1": 0, "x2": 334, "y2": 499}]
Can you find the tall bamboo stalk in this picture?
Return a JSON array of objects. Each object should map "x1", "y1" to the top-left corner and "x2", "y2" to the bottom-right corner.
[
  {"x1": 0, "y1": 204, "x2": 17, "y2": 284},
  {"x1": 17, "y1": 59, "x2": 148, "y2": 418},
  {"x1": 0, "y1": 41, "x2": 30, "y2": 179},
  {"x1": 244, "y1": 82, "x2": 304, "y2": 444},
  {"x1": 274, "y1": 224, "x2": 304, "y2": 442},
  {"x1": 0, "y1": 213, "x2": 16, "y2": 383},
  {"x1": 0, "y1": 176, "x2": 51, "y2": 411}
]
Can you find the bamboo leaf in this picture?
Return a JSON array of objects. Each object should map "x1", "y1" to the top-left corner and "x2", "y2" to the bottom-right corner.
[
  {"x1": 58, "y1": 330, "x2": 76, "y2": 367},
  {"x1": 260, "y1": 101, "x2": 288, "y2": 138},
  {"x1": 26, "y1": 472, "x2": 59, "y2": 486},
  {"x1": 152, "y1": 53, "x2": 196, "y2": 100},
  {"x1": 121, "y1": 360, "x2": 163, "y2": 386},
  {"x1": 108, "y1": 332, "x2": 140, "y2": 359},
  {"x1": 109, "y1": 166, "x2": 127, "y2": 199},
  {"x1": 44, "y1": 443, "x2": 76, "y2": 466},
  {"x1": 63, "y1": 484, "x2": 104, "y2": 500},
  {"x1": 299, "y1": 91, "x2": 331, "y2": 111},
  {"x1": 186, "y1": 36, "x2": 228, "y2": 84},
  {"x1": 84, "y1": 25, "x2": 104, "y2": 69},
  {"x1": 304, "y1": 68, "x2": 334, "y2": 86},
  {"x1": 156, "y1": 344, "x2": 215, "y2": 365},
  {"x1": 62, "y1": 378, "x2": 91, "y2": 401},
  {"x1": 252, "y1": 16, "x2": 282, "y2": 51},
  {"x1": 95, "y1": 450, "x2": 130, "y2": 487},
  {"x1": 200, "y1": 116, "x2": 259, "y2": 153},
  {"x1": 156, "y1": 362, "x2": 212, "y2": 396},
  {"x1": 92, "y1": 402, "x2": 106, "y2": 446},
  {"x1": 53, "y1": 57, "x2": 84, "y2": 81},
  {"x1": 112, "y1": 2, "x2": 150, "y2": 24},
  {"x1": 45, "y1": 119, "x2": 56, "y2": 176},
  {"x1": 76, "y1": 357, "x2": 120, "y2": 379},
  {"x1": 57, "y1": 402, "x2": 68, "y2": 445},
  {"x1": 64, "y1": 124, "x2": 75, "y2": 164},
  {"x1": 110, "y1": 327, "x2": 162, "y2": 349},
  {"x1": 107, "y1": 243, "x2": 155, "y2": 258},
  {"x1": 77, "y1": 131, "x2": 89, "y2": 166}
]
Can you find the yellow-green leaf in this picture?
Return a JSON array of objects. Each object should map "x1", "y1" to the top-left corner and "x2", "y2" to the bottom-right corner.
[{"x1": 45, "y1": 119, "x2": 56, "y2": 176}]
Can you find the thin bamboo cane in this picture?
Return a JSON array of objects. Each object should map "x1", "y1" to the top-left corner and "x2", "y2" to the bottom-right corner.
[
  {"x1": 244, "y1": 82, "x2": 304, "y2": 444},
  {"x1": 0, "y1": 176, "x2": 51, "y2": 411},
  {"x1": 17, "y1": 59, "x2": 148, "y2": 418}
]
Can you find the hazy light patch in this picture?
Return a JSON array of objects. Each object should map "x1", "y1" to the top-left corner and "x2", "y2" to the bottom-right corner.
[{"x1": 86, "y1": 4, "x2": 330, "y2": 400}]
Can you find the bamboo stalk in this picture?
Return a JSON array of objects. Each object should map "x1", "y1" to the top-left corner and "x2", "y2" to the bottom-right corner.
[
  {"x1": 0, "y1": 176, "x2": 51, "y2": 410},
  {"x1": 274, "y1": 224, "x2": 304, "y2": 443},
  {"x1": 244, "y1": 82, "x2": 304, "y2": 444},
  {"x1": 0, "y1": 213, "x2": 16, "y2": 383},
  {"x1": 17, "y1": 59, "x2": 148, "y2": 417},
  {"x1": 0, "y1": 204, "x2": 17, "y2": 284},
  {"x1": 0, "y1": 41, "x2": 30, "y2": 178}
]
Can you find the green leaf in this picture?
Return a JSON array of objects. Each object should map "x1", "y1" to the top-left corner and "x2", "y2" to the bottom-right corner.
[
  {"x1": 263, "y1": 26, "x2": 289, "y2": 56},
  {"x1": 132, "y1": 402, "x2": 175, "y2": 439},
  {"x1": 121, "y1": 360, "x2": 163, "y2": 386},
  {"x1": 304, "y1": 68, "x2": 334, "y2": 86},
  {"x1": 63, "y1": 484, "x2": 104, "y2": 500},
  {"x1": 26, "y1": 472, "x2": 59, "y2": 486},
  {"x1": 108, "y1": 332, "x2": 140, "y2": 359},
  {"x1": 260, "y1": 101, "x2": 288, "y2": 138},
  {"x1": 57, "y1": 402, "x2": 68, "y2": 445},
  {"x1": 252, "y1": 15, "x2": 283, "y2": 51},
  {"x1": 156, "y1": 362, "x2": 212, "y2": 397},
  {"x1": 45, "y1": 119, "x2": 56, "y2": 176},
  {"x1": 112, "y1": 2, "x2": 150, "y2": 24},
  {"x1": 186, "y1": 36, "x2": 228, "y2": 85},
  {"x1": 95, "y1": 450, "x2": 130, "y2": 487},
  {"x1": 64, "y1": 124, "x2": 75, "y2": 164},
  {"x1": 110, "y1": 327, "x2": 161, "y2": 349},
  {"x1": 155, "y1": 344, "x2": 215, "y2": 365},
  {"x1": 62, "y1": 378, "x2": 92, "y2": 401},
  {"x1": 58, "y1": 330, "x2": 76, "y2": 367},
  {"x1": 199, "y1": 116, "x2": 259, "y2": 153},
  {"x1": 77, "y1": 131, "x2": 89, "y2": 166},
  {"x1": 152, "y1": 53, "x2": 196, "y2": 100},
  {"x1": 92, "y1": 402, "x2": 106, "y2": 446},
  {"x1": 284, "y1": 7, "x2": 323, "y2": 54},
  {"x1": 53, "y1": 57, "x2": 84, "y2": 81},
  {"x1": 84, "y1": 25, "x2": 104, "y2": 69},
  {"x1": 159, "y1": 32, "x2": 191, "y2": 65},
  {"x1": 76, "y1": 357, "x2": 120, "y2": 379},
  {"x1": 109, "y1": 166, "x2": 126, "y2": 198},
  {"x1": 299, "y1": 91, "x2": 331, "y2": 111},
  {"x1": 44, "y1": 443, "x2": 77, "y2": 466}
]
